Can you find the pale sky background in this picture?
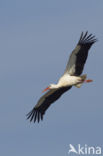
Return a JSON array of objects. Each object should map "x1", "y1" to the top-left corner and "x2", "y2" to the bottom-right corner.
[{"x1": 0, "y1": 0, "x2": 103, "y2": 156}]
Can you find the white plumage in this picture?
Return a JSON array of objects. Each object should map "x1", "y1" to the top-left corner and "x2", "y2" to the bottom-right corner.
[{"x1": 27, "y1": 31, "x2": 97, "y2": 123}]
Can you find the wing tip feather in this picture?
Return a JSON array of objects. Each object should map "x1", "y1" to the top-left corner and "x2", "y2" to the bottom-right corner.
[
  {"x1": 78, "y1": 31, "x2": 97, "y2": 45},
  {"x1": 26, "y1": 108, "x2": 44, "y2": 123}
]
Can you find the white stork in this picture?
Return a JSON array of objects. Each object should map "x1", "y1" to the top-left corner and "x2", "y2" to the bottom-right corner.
[{"x1": 27, "y1": 31, "x2": 97, "y2": 123}]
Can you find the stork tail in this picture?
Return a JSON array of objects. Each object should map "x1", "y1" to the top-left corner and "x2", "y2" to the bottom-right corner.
[{"x1": 75, "y1": 74, "x2": 87, "y2": 88}]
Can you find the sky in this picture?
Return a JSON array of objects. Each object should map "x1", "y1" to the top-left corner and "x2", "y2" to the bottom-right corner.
[{"x1": 0, "y1": 0, "x2": 103, "y2": 156}]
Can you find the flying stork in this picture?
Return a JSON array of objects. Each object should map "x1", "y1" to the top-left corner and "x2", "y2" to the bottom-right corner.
[{"x1": 27, "y1": 31, "x2": 97, "y2": 123}]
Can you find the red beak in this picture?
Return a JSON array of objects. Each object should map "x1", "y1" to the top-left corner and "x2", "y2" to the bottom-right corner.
[{"x1": 42, "y1": 86, "x2": 50, "y2": 93}]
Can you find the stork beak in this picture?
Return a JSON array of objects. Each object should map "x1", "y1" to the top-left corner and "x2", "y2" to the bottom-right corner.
[{"x1": 42, "y1": 86, "x2": 50, "y2": 93}]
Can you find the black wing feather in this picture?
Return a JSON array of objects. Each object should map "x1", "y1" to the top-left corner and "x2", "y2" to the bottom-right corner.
[
  {"x1": 64, "y1": 31, "x2": 97, "y2": 76},
  {"x1": 75, "y1": 31, "x2": 97, "y2": 75},
  {"x1": 27, "y1": 86, "x2": 72, "y2": 123}
]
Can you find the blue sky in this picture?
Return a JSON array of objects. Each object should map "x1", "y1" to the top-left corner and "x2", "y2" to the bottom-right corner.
[{"x1": 0, "y1": 0, "x2": 103, "y2": 156}]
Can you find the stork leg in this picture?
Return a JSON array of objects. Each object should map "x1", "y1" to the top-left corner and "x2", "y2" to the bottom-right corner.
[{"x1": 84, "y1": 79, "x2": 93, "y2": 83}]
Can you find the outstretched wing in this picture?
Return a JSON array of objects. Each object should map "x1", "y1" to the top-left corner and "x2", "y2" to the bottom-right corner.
[
  {"x1": 64, "y1": 31, "x2": 97, "y2": 76},
  {"x1": 27, "y1": 86, "x2": 72, "y2": 123}
]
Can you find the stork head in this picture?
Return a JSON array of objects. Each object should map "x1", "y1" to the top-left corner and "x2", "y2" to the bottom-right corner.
[
  {"x1": 42, "y1": 83, "x2": 58, "y2": 93},
  {"x1": 49, "y1": 83, "x2": 58, "y2": 89}
]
